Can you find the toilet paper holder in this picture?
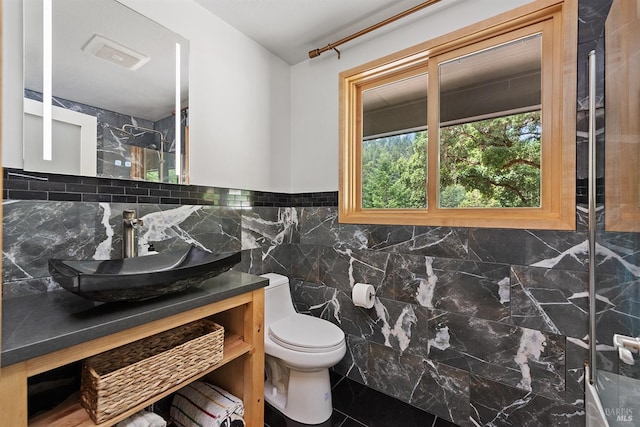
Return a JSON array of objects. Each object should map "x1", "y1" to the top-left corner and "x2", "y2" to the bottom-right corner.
[{"x1": 352, "y1": 283, "x2": 375, "y2": 309}]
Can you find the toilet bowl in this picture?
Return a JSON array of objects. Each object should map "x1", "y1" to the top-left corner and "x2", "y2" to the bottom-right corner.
[{"x1": 261, "y1": 273, "x2": 346, "y2": 425}]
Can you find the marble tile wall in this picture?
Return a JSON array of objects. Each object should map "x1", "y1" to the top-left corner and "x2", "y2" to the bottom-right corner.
[
  {"x1": 2, "y1": 201, "x2": 241, "y2": 297},
  {"x1": 233, "y1": 205, "x2": 631, "y2": 426},
  {"x1": 240, "y1": 207, "x2": 593, "y2": 426}
]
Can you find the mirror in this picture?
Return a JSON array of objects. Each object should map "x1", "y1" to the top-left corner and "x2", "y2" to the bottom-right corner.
[{"x1": 23, "y1": 0, "x2": 189, "y2": 183}]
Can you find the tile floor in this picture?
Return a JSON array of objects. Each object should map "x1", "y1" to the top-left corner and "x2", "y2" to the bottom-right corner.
[{"x1": 264, "y1": 374, "x2": 460, "y2": 427}]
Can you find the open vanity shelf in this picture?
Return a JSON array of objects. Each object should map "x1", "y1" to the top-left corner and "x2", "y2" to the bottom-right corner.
[
  {"x1": 29, "y1": 334, "x2": 251, "y2": 427},
  {"x1": 0, "y1": 272, "x2": 266, "y2": 426}
]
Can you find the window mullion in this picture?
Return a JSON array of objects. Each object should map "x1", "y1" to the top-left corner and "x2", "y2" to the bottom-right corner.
[{"x1": 427, "y1": 60, "x2": 439, "y2": 213}]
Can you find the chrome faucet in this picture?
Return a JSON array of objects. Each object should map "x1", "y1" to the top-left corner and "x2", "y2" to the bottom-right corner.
[{"x1": 123, "y1": 210, "x2": 144, "y2": 258}]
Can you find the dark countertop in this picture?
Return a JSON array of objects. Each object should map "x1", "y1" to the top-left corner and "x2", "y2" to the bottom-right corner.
[{"x1": 1, "y1": 271, "x2": 267, "y2": 367}]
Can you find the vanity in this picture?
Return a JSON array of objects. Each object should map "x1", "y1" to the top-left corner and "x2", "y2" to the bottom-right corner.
[{"x1": 0, "y1": 271, "x2": 266, "y2": 426}]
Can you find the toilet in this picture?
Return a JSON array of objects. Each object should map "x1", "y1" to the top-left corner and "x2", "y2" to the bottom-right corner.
[{"x1": 261, "y1": 273, "x2": 346, "y2": 425}]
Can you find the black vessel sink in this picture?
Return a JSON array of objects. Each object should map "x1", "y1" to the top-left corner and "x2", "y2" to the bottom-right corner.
[{"x1": 49, "y1": 246, "x2": 241, "y2": 302}]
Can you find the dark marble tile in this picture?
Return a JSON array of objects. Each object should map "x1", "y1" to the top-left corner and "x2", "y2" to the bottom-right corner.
[
  {"x1": 565, "y1": 338, "x2": 588, "y2": 407},
  {"x1": 409, "y1": 359, "x2": 471, "y2": 426},
  {"x1": 332, "y1": 371, "x2": 440, "y2": 427},
  {"x1": 510, "y1": 266, "x2": 589, "y2": 339},
  {"x1": 366, "y1": 341, "x2": 424, "y2": 403},
  {"x1": 135, "y1": 204, "x2": 242, "y2": 254},
  {"x1": 262, "y1": 243, "x2": 291, "y2": 276},
  {"x1": 291, "y1": 279, "x2": 341, "y2": 319},
  {"x1": 264, "y1": 403, "x2": 347, "y2": 427},
  {"x1": 403, "y1": 305, "x2": 437, "y2": 359},
  {"x1": 596, "y1": 232, "x2": 640, "y2": 278},
  {"x1": 365, "y1": 342, "x2": 469, "y2": 426},
  {"x1": 2, "y1": 277, "x2": 62, "y2": 298},
  {"x1": 232, "y1": 248, "x2": 263, "y2": 275},
  {"x1": 291, "y1": 280, "x2": 376, "y2": 340},
  {"x1": 337, "y1": 418, "x2": 366, "y2": 427},
  {"x1": 432, "y1": 257, "x2": 510, "y2": 320},
  {"x1": 366, "y1": 225, "x2": 469, "y2": 259},
  {"x1": 383, "y1": 253, "x2": 510, "y2": 321},
  {"x1": 566, "y1": 369, "x2": 586, "y2": 410},
  {"x1": 333, "y1": 335, "x2": 368, "y2": 385},
  {"x1": 2, "y1": 201, "x2": 104, "y2": 281},
  {"x1": 106, "y1": 203, "x2": 238, "y2": 257},
  {"x1": 315, "y1": 222, "x2": 469, "y2": 259},
  {"x1": 364, "y1": 297, "x2": 418, "y2": 353},
  {"x1": 331, "y1": 223, "x2": 376, "y2": 251},
  {"x1": 578, "y1": 0, "x2": 613, "y2": 44},
  {"x1": 595, "y1": 273, "x2": 640, "y2": 359},
  {"x1": 470, "y1": 375, "x2": 585, "y2": 427},
  {"x1": 298, "y1": 207, "x2": 343, "y2": 247},
  {"x1": 2, "y1": 201, "x2": 245, "y2": 294},
  {"x1": 289, "y1": 244, "x2": 320, "y2": 283},
  {"x1": 242, "y1": 207, "x2": 300, "y2": 250},
  {"x1": 378, "y1": 253, "x2": 436, "y2": 302},
  {"x1": 427, "y1": 312, "x2": 566, "y2": 402},
  {"x1": 469, "y1": 229, "x2": 588, "y2": 270},
  {"x1": 318, "y1": 247, "x2": 391, "y2": 297}
]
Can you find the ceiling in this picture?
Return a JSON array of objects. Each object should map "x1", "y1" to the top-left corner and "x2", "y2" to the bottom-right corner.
[{"x1": 193, "y1": 0, "x2": 456, "y2": 65}]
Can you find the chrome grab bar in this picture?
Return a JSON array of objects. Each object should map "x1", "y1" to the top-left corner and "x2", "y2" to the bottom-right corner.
[
  {"x1": 614, "y1": 334, "x2": 640, "y2": 352},
  {"x1": 613, "y1": 334, "x2": 640, "y2": 365}
]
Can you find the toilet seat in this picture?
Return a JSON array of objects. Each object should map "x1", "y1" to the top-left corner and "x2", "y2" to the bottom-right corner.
[{"x1": 268, "y1": 314, "x2": 344, "y2": 353}]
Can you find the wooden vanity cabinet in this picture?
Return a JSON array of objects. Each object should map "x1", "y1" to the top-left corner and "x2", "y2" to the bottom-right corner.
[{"x1": 0, "y1": 288, "x2": 265, "y2": 426}]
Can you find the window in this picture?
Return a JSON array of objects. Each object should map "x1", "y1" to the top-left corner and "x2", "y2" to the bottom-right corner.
[{"x1": 339, "y1": 0, "x2": 577, "y2": 229}]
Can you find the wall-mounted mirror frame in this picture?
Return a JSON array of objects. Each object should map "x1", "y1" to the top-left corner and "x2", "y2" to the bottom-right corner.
[{"x1": 23, "y1": 0, "x2": 190, "y2": 184}]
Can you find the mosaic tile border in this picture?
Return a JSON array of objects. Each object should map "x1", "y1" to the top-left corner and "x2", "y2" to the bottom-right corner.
[{"x1": 2, "y1": 169, "x2": 338, "y2": 207}]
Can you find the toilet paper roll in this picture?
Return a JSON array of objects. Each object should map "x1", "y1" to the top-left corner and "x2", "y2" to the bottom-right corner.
[{"x1": 352, "y1": 283, "x2": 375, "y2": 309}]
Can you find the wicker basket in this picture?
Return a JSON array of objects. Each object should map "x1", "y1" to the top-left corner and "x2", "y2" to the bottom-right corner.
[{"x1": 80, "y1": 319, "x2": 224, "y2": 424}]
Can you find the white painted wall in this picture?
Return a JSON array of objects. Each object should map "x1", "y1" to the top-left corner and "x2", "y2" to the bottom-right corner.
[
  {"x1": 289, "y1": 0, "x2": 533, "y2": 193},
  {"x1": 3, "y1": 0, "x2": 292, "y2": 192}
]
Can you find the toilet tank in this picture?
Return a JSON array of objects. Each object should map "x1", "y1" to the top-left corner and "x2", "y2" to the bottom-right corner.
[{"x1": 260, "y1": 273, "x2": 296, "y2": 326}]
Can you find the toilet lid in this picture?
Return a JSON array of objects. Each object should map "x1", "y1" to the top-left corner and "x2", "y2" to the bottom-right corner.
[{"x1": 268, "y1": 314, "x2": 344, "y2": 353}]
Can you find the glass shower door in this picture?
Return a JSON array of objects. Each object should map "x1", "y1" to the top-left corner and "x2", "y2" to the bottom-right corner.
[{"x1": 594, "y1": 0, "x2": 640, "y2": 425}]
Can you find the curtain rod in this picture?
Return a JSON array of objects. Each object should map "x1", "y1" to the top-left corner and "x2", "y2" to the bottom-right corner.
[{"x1": 308, "y1": 0, "x2": 442, "y2": 59}]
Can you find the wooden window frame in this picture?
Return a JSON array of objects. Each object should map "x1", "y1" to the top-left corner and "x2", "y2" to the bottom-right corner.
[{"x1": 339, "y1": 0, "x2": 577, "y2": 230}]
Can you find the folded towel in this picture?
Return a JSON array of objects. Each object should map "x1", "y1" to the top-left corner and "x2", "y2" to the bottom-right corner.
[
  {"x1": 115, "y1": 410, "x2": 166, "y2": 427},
  {"x1": 171, "y1": 381, "x2": 245, "y2": 427}
]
